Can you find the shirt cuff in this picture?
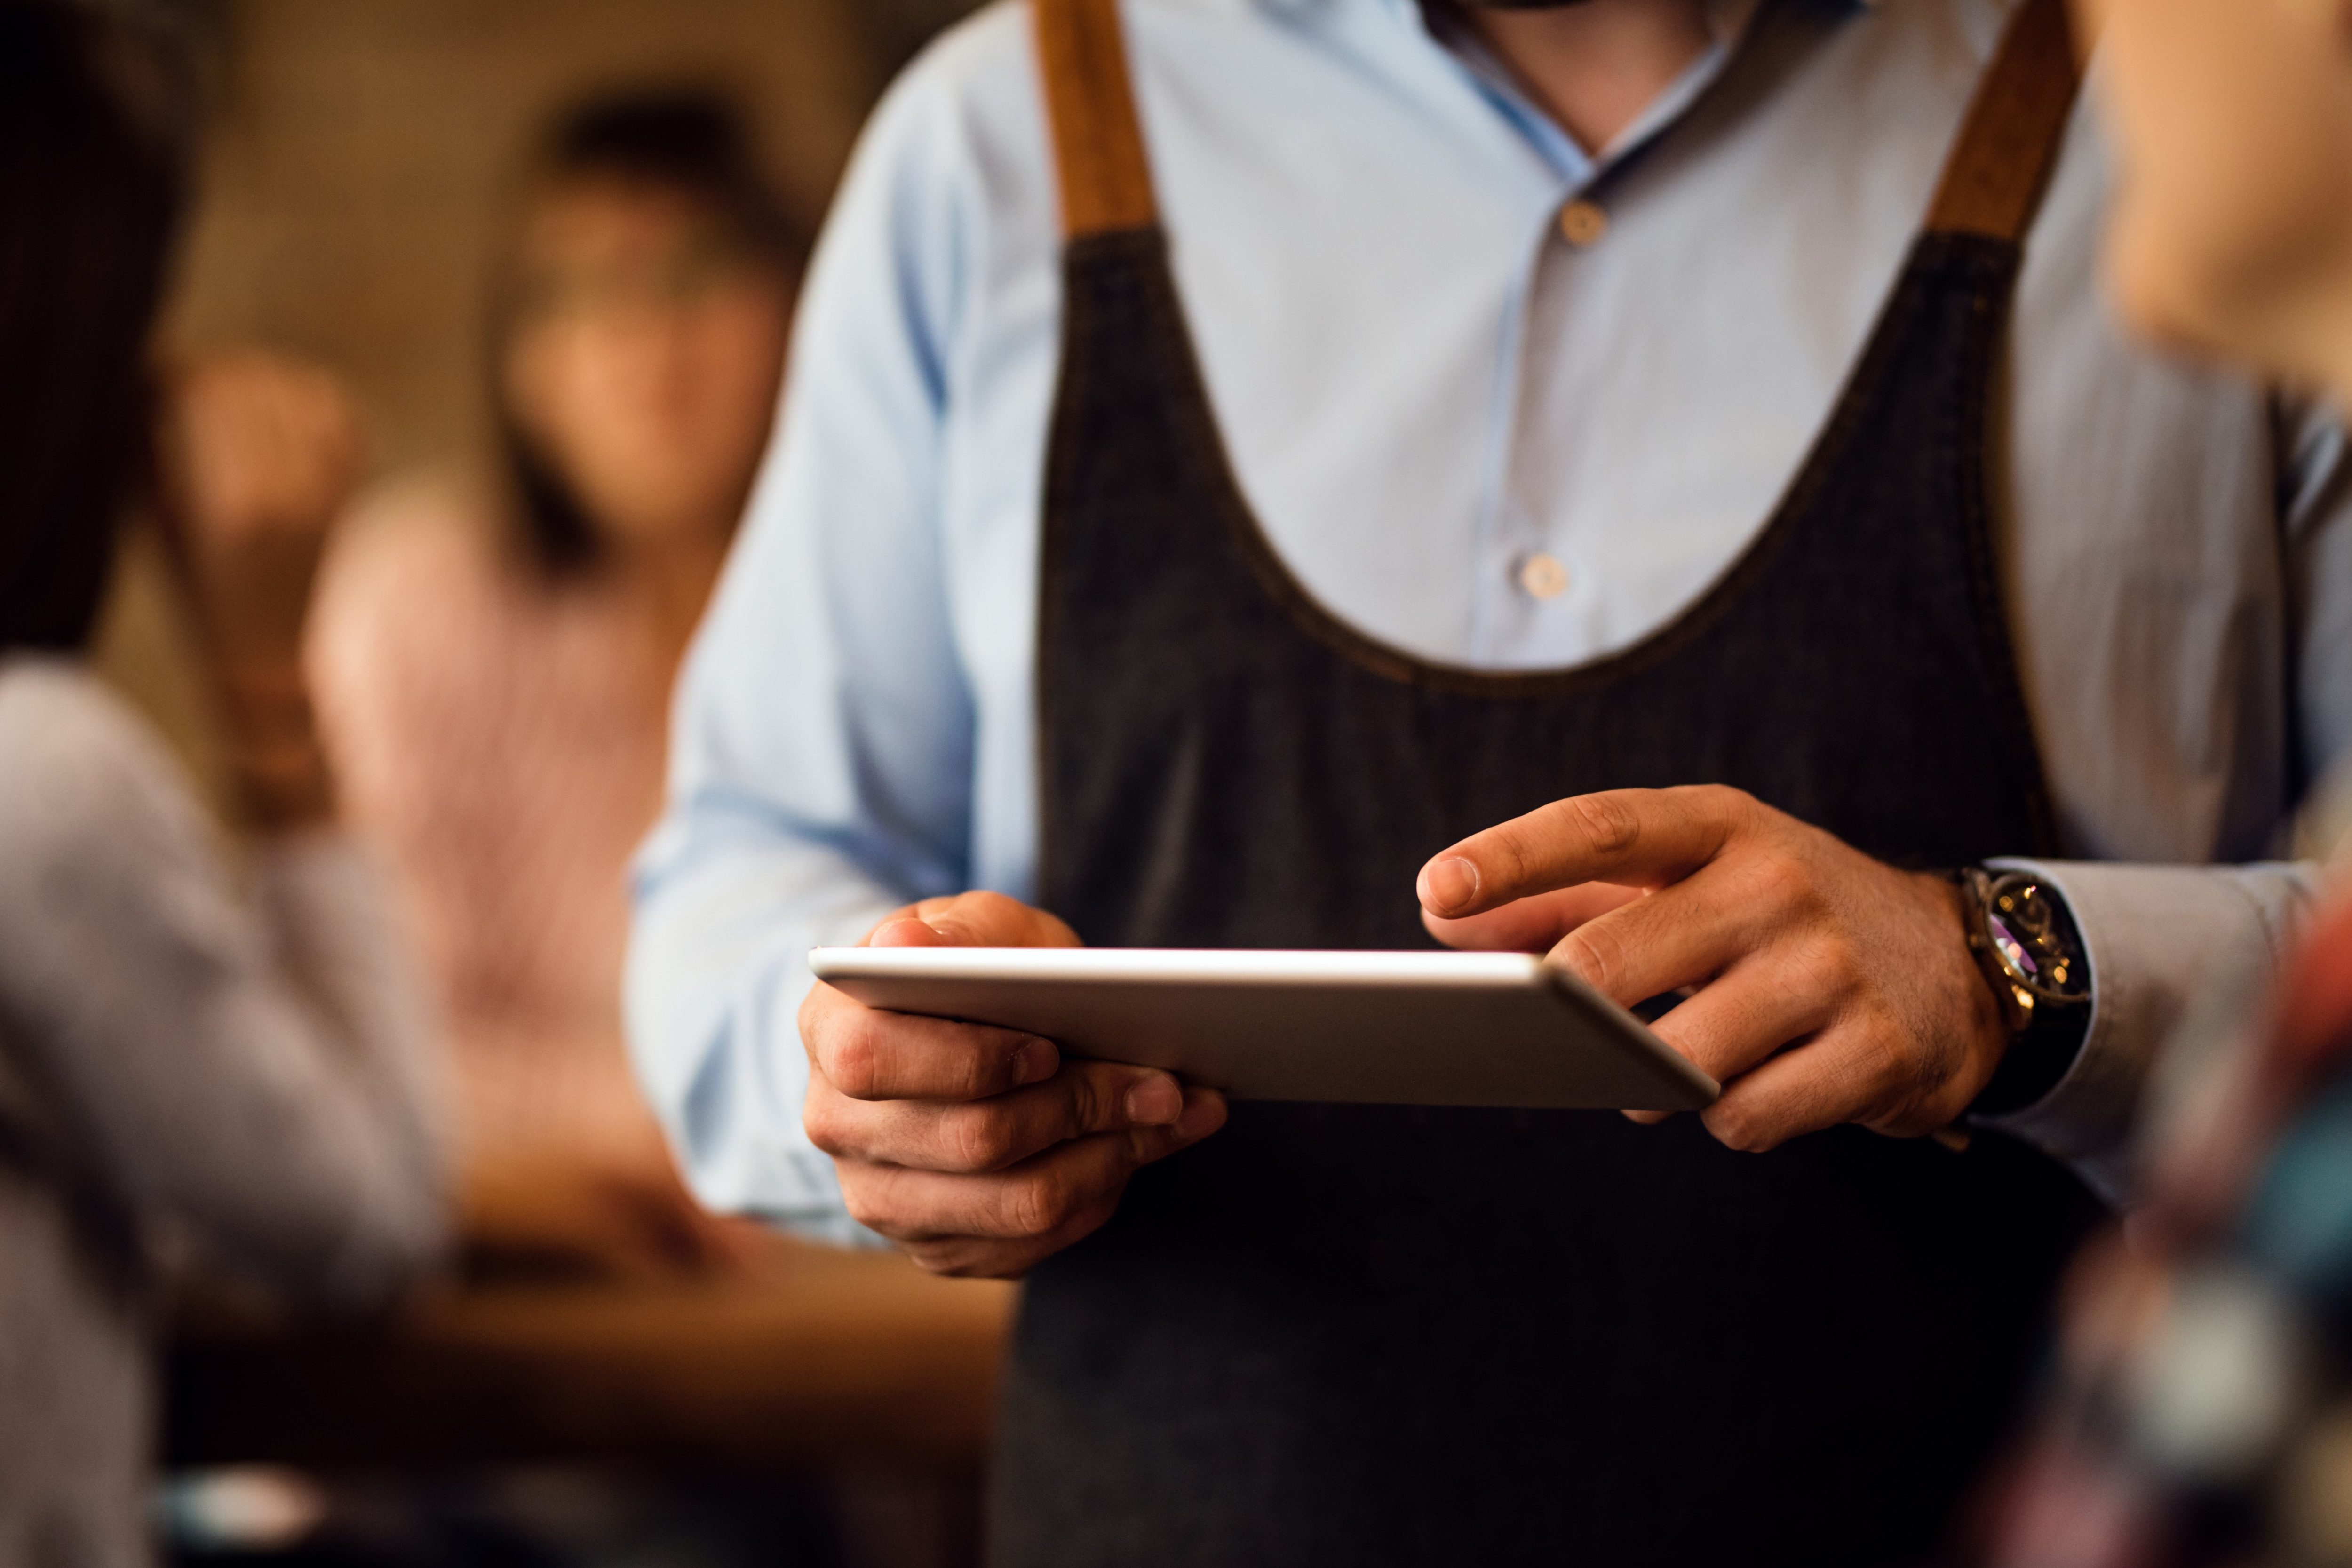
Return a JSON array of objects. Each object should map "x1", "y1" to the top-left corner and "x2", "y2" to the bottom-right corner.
[{"x1": 1979, "y1": 858, "x2": 2321, "y2": 1204}]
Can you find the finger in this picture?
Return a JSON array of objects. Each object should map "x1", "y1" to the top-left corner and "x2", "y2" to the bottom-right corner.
[
  {"x1": 1695, "y1": 1021, "x2": 1902, "y2": 1153},
  {"x1": 860, "y1": 1090, "x2": 1226, "y2": 1278},
  {"x1": 1643, "y1": 951, "x2": 1842, "y2": 1089},
  {"x1": 897, "y1": 1195, "x2": 1142, "y2": 1280},
  {"x1": 868, "y1": 913, "x2": 954, "y2": 949},
  {"x1": 801, "y1": 980, "x2": 1057, "y2": 1101},
  {"x1": 1417, "y1": 786, "x2": 1752, "y2": 919},
  {"x1": 866, "y1": 890, "x2": 1082, "y2": 951},
  {"x1": 898, "y1": 1233, "x2": 1068, "y2": 1279},
  {"x1": 915, "y1": 890, "x2": 1083, "y2": 948},
  {"x1": 1542, "y1": 859, "x2": 1800, "y2": 1008},
  {"x1": 1422, "y1": 883, "x2": 1643, "y2": 953},
  {"x1": 805, "y1": 1058, "x2": 1188, "y2": 1172},
  {"x1": 841, "y1": 1089, "x2": 1226, "y2": 1244}
]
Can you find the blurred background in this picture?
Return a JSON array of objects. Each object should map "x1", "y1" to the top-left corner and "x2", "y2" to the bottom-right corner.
[
  {"x1": 72, "y1": 5, "x2": 1008, "y2": 1567},
  {"x1": 100, "y1": 0, "x2": 973, "y2": 798}
]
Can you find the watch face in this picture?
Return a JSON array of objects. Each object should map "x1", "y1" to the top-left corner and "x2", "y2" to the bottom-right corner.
[
  {"x1": 1989, "y1": 912, "x2": 2042, "y2": 979},
  {"x1": 1986, "y1": 875, "x2": 2089, "y2": 1003}
]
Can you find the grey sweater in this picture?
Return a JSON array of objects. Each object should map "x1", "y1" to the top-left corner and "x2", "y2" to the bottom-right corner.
[{"x1": 0, "y1": 656, "x2": 445, "y2": 1568}]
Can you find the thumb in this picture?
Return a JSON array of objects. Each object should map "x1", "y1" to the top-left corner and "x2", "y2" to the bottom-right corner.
[
  {"x1": 1119, "y1": 1088, "x2": 1230, "y2": 1169},
  {"x1": 868, "y1": 914, "x2": 955, "y2": 949},
  {"x1": 878, "y1": 890, "x2": 1081, "y2": 949}
]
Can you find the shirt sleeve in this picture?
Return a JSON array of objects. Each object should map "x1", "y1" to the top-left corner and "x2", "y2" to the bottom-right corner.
[
  {"x1": 1984, "y1": 398, "x2": 2352, "y2": 1202},
  {"x1": 1984, "y1": 858, "x2": 2321, "y2": 1204},
  {"x1": 0, "y1": 666, "x2": 447, "y2": 1307},
  {"x1": 624, "y1": 56, "x2": 985, "y2": 1245},
  {"x1": 2284, "y1": 400, "x2": 2352, "y2": 787}
]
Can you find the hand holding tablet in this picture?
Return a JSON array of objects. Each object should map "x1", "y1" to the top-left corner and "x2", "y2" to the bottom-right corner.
[
  {"x1": 796, "y1": 894, "x2": 1227, "y2": 1278},
  {"x1": 795, "y1": 888, "x2": 1714, "y2": 1278}
]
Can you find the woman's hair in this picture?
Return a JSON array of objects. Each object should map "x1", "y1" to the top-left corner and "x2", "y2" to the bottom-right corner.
[
  {"x1": 491, "y1": 87, "x2": 808, "y2": 575},
  {"x1": 0, "y1": 0, "x2": 191, "y2": 652}
]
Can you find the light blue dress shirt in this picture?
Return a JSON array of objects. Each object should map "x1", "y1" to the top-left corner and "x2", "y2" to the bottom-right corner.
[{"x1": 628, "y1": 0, "x2": 2351, "y2": 1239}]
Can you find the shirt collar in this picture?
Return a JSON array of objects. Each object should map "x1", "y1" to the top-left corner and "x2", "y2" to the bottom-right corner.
[
  {"x1": 1373, "y1": 0, "x2": 1876, "y2": 189},
  {"x1": 1362, "y1": 0, "x2": 1805, "y2": 42}
]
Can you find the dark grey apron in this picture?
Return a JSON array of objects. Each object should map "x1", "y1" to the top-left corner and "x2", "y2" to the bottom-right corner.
[{"x1": 999, "y1": 2, "x2": 2102, "y2": 1562}]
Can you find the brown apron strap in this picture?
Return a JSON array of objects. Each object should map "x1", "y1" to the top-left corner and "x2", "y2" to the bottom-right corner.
[
  {"x1": 1925, "y1": 0, "x2": 2084, "y2": 241},
  {"x1": 1033, "y1": 0, "x2": 1159, "y2": 239}
]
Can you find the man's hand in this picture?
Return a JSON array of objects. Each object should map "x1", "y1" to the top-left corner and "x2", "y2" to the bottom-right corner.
[
  {"x1": 1418, "y1": 786, "x2": 2007, "y2": 1151},
  {"x1": 799, "y1": 892, "x2": 1227, "y2": 1278}
]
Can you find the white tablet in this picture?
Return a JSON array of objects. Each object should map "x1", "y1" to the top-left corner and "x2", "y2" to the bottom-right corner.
[{"x1": 807, "y1": 947, "x2": 1718, "y2": 1112}]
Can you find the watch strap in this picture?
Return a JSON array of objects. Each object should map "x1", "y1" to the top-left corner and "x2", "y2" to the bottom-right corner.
[{"x1": 1970, "y1": 996, "x2": 2090, "y2": 1117}]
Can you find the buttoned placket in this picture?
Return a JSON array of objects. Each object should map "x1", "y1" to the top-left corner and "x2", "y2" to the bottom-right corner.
[{"x1": 1435, "y1": 0, "x2": 1776, "y2": 666}]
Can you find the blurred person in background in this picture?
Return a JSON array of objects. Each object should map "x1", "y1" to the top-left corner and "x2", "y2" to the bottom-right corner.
[
  {"x1": 307, "y1": 89, "x2": 807, "y2": 1280},
  {"x1": 0, "y1": 4, "x2": 445, "y2": 1565},
  {"x1": 1979, "y1": 1, "x2": 2352, "y2": 1563}
]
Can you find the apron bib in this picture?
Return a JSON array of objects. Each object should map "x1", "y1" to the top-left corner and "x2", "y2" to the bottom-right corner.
[{"x1": 1003, "y1": 3, "x2": 2102, "y2": 1561}]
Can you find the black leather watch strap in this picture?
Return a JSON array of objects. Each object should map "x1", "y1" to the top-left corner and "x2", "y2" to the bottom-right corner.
[{"x1": 1969, "y1": 995, "x2": 2090, "y2": 1116}]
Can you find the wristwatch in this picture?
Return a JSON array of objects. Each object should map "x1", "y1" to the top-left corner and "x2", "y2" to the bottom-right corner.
[{"x1": 1950, "y1": 867, "x2": 2093, "y2": 1116}]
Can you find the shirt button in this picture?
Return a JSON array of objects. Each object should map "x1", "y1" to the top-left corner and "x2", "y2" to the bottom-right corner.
[
  {"x1": 1518, "y1": 553, "x2": 1569, "y2": 600},
  {"x1": 1557, "y1": 199, "x2": 1609, "y2": 249}
]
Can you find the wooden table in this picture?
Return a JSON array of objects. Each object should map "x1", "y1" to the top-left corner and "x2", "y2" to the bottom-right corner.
[{"x1": 165, "y1": 1246, "x2": 1017, "y2": 1471}]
